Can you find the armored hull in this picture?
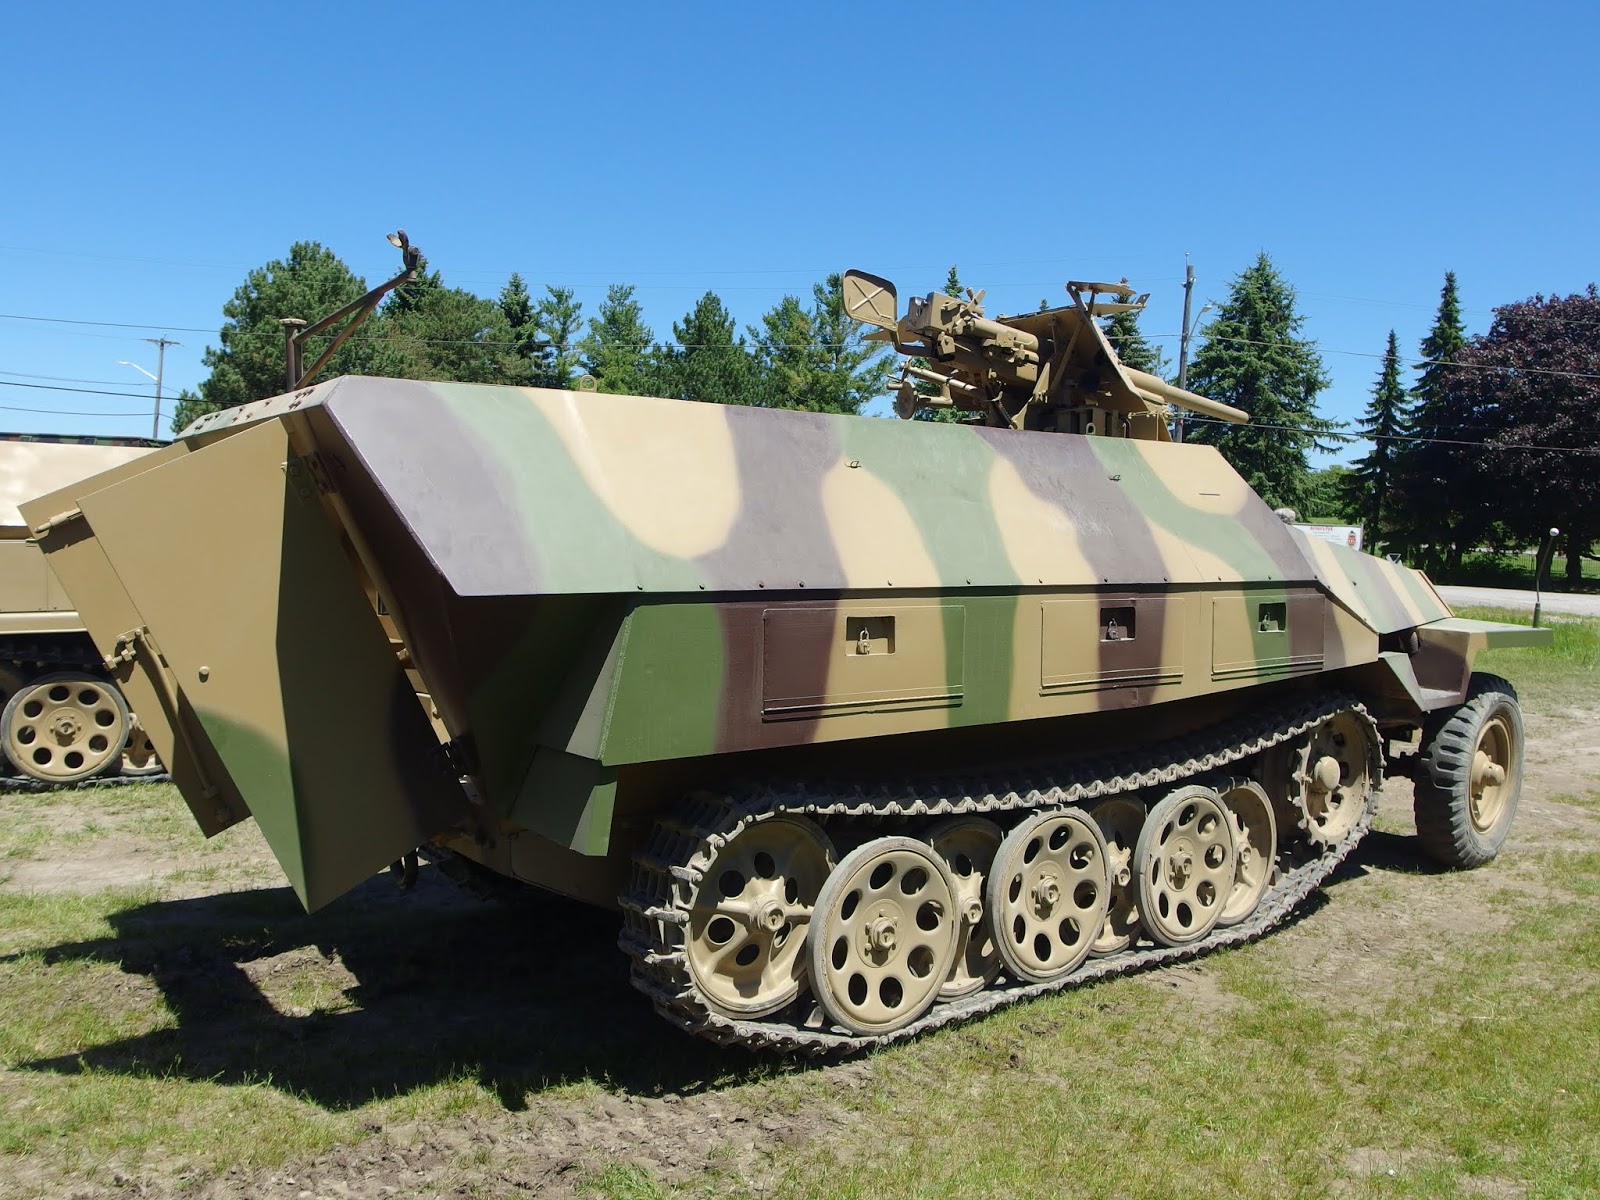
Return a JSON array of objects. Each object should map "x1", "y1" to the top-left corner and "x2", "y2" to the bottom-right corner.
[{"x1": 23, "y1": 373, "x2": 1545, "y2": 1050}]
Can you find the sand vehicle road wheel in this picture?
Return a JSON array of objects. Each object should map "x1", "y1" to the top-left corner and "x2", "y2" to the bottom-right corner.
[
  {"x1": 1089, "y1": 799, "x2": 1145, "y2": 956},
  {"x1": 809, "y1": 836, "x2": 962, "y2": 1036},
  {"x1": 1414, "y1": 673, "x2": 1524, "y2": 869},
  {"x1": 2, "y1": 672, "x2": 130, "y2": 783},
  {"x1": 113, "y1": 716, "x2": 165, "y2": 779},
  {"x1": 1214, "y1": 778, "x2": 1276, "y2": 927},
  {"x1": 1289, "y1": 710, "x2": 1373, "y2": 847},
  {"x1": 1135, "y1": 785, "x2": 1236, "y2": 947},
  {"x1": 685, "y1": 815, "x2": 836, "y2": 1019},
  {"x1": 923, "y1": 816, "x2": 1002, "y2": 999},
  {"x1": 989, "y1": 808, "x2": 1111, "y2": 983}
]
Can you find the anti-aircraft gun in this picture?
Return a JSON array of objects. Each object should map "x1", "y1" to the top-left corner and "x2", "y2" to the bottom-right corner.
[{"x1": 842, "y1": 269, "x2": 1246, "y2": 438}]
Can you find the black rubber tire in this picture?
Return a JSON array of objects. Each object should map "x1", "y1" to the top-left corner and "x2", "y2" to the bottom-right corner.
[{"x1": 1413, "y1": 673, "x2": 1524, "y2": 869}]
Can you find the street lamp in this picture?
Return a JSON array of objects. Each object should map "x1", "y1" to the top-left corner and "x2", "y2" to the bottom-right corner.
[
  {"x1": 1533, "y1": 527, "x2": 1560, "y2": 629},
  {"x1": 117, "y1": 335, "x2": 178, "y2": 440}
]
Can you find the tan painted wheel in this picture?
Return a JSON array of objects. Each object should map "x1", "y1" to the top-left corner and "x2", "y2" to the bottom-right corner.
[
  {"x1": 989, "y1": 809, "x2": 1110, "y2": 983},
  {"x1": 685, "y1": 815, "x2": 835, "y2": 1019},
  {"x1": 1415, "y1": 674, "x2": 1524, "y2": 868},
  {"x1": 115, "y1": 717, "x2": 165, "y2": 778},
  {"x1": 1135, "y1": 785, "x2": 1235, "y2": 947},
  {"x1": 1291, "y1": 710, "x2": 1374, "y2": 846},
  {"x1": 924, "y1": 816, "x2": 1002, "y2": 999},
  {"x1": 2, "y1": 672, "x2": 130, "y2": 783},
  {"x1": 1089, "y1": 799, "x2": 1145, "y2": 955},
  {"x1": 809, "y1": 836, "x2": 961, "y2": 1036},
  {"x1": 1215, "y1": 778, "x2": 1276, "y2": 927}
]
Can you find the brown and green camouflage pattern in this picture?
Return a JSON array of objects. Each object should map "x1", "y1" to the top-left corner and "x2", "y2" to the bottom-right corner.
[{"x1": 23, "y1": 376, "x2": 1544, "y2": 910}]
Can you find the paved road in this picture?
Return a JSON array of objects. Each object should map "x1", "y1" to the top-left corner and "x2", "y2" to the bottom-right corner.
[{"x1": 1436, "y1": 585, "x2": 1600, "y2": 619}]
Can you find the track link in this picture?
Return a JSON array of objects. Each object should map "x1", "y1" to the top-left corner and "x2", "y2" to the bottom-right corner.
[
  {"x1": 0, "y1": 771, "x2": 172, "y2": 795},
  {"x1": 619, "y1": 691, "x2": 1381, "y2": 1055}
]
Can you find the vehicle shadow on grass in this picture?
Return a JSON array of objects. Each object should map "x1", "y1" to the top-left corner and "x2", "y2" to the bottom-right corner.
[{"x1": 8, "y1": 866, "x2": 788, "y2": 1110}]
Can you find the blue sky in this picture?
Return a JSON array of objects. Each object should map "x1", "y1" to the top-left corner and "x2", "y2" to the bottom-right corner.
[{"x1": 3, "y1": 1, "x2": 1596, "y2": 463}]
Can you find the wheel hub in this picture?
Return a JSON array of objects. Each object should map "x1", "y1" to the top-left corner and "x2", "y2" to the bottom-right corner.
[
  {"x1": 49, "y1": 710, "x2": 85, "y2": 742},
  {"x1": 1166, "y1": 844, "x2": 1195, "y2": 889},
  {"x1": 862, "y1": 911, "x2": 899, "y2": 958},
  {"x1": 1310, "y1": 754, "x2": 1342, "y2": 794},
  {"x1": 1031, "y1": 872, "x2": 1061, "y2": 915}
]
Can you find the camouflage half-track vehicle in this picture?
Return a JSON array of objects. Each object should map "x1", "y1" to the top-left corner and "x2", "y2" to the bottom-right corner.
[
  {"x1": 21, "y1": 271, "x2": 1548, "y2": 1052},
  {"x1": 1, "y1": 434, "x2": 165, "y2": 786}
]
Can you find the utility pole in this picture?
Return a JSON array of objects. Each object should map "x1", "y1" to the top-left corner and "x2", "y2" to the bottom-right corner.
[
  {"x1": 144, "y1": 336, "x2": 179, "y2": 440},
  {"x1": 1174, "y1": 260, "x2": 1196, "y2": 442}
]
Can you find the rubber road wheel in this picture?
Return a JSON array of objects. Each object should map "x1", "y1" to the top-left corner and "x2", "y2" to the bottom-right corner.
[{"x1": 1414, "y1": 673, "x2": 1524, "y2": 869}]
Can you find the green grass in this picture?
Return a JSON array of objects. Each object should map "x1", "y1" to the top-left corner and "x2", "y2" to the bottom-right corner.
[{"x1": 2, "y1": 618, "x2": 1598, "y2": 1198}]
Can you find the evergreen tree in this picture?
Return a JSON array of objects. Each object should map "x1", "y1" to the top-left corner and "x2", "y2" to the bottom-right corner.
[
  {"x1": 751, "y1": 275, "x2": 888, "y2": 414},
  {"x1": 1393, "y1": 272, "x2": 1473, "y2": 569},
  {"x1": 498, "y1": 272, "x2": 539, "y2": 378},
  {"x1": 530, "y1": 285, "x2": 583, "y2": 389},
  {"x1": 380, "y1": 270, "x2": 520, "y2": 385},
  {"x1": 1183, "y1": 253, "x2": 1336, "y2": 510},
  {"x1": 656, "y1": 290, "x2": 759, "y2": 405},
  {"x1": 943, "y1": 265, "x2": 964, "y2": 297},
  {"x1": 175, "y1": 241, "x2": 385, "y2": 429},
  {"x1": 578, "y1": 284, "x2": 654, "y2": 394},
  {"x1": 1338, "y1": 330, "x2": 1411, "y2": 550},
  {"x1": 808, "y1": 272, "x2": 890, "y2": 415},
  {"x1": 1102, "y1": 308, "x2": 1169, "y2": 377}
]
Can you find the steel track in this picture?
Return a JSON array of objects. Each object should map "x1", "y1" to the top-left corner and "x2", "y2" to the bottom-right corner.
[{"x1": 619, "y1": 690, "x2": 1382, "y2": 1055}]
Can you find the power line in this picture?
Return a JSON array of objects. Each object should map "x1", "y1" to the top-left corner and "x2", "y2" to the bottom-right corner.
[{"x1": 0, "y1": 379, "x2": 163, "y2": 403}]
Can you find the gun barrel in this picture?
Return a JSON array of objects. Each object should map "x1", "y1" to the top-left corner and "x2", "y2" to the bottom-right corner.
[{"x1": 1125, "y1": 369, "x2": 1249, "y2": 426}]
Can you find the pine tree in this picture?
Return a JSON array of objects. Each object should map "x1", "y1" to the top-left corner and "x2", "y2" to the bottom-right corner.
[
  {"x1": 578, "y1": 285, "x2": 654, "y2": 395},
  {"x1": 530, "y1": 285, "x2": 583, "y2": 389},
  {"x1": 177, "y1": 241, "x2": 387, "y2": 428},
  {"x1": 944, "y1": 265, "x2": 964, "y2": 298},
  {"x1": 1102, "y1": 308, "x2": 1169, "y2": 377},
  {"x1": 1338, "y1": 330, "x2": 1411, "y2": 550},
  {"x1": 1183, "y1": 253, "x2": 1337, "y2": 511},
  {"x1": 498, "y1": 272, "x2": 539, "y2": 379},
  {"x1": 751, "y1": 275, "x2": 888, "y2": 414},
  {"x1": 808, "y1": 273, "x2": 890, "y2": 415},
  {"x1": 1393, "y1": 272, "x2": 1473, "y2": 569},
  {"x1": 657, "y1": 290, "x2": 759, "y2": 405}
]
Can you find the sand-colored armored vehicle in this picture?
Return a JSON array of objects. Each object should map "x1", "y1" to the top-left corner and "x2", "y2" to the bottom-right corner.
[
  {"x1": 21, "y1": 271, "x2": 1547, "y2": 1052},
  {"x1": 2, "y1": 434, "x2": 164, "y2": 785}
]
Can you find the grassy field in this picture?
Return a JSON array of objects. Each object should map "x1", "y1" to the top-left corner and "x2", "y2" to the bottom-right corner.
[{"x1": 0, "y1": 616, "x2": 1597, "y2": 1198}]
